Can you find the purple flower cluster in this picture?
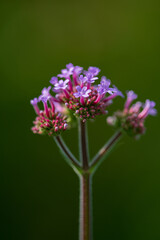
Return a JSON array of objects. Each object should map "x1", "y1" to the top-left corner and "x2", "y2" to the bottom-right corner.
[
  {"x1": 30, "y1": 87, "x2": 68, "y2": 136},
  {"x1": 107, "y1": 91, "x2": 157, "y2": 138},
  {"x1": 31, "y1": 63, "x2": 156, "y2": 137},
  {"x1": 48, "y1": 63, "x2": 123, "y2": 121}
]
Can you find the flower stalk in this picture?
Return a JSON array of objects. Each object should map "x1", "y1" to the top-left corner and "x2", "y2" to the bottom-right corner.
[
  {"x1": 55, "y1": 121, "x2": 122, "y2": 240},
  {"x1": 90, "y1": 130, "x2": 122, "y2": 174},
  {"x1": 78, "y1": 120, "x2": 92, "y2": 240},
  {"x1": 79, "y1": 173, "x2": 93, "y2": 240},
  {"x1": 54, "y1": 135, "x2": 81, "y2": 172},
  {"x1": 79, "y1": 120, "x2": 89, "y2": 170},
  {"x1": 31, "y1": 63, "x2": 157, "y2": 240}
]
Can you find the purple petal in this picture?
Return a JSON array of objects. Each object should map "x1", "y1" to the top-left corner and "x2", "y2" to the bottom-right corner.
[
  {"x1": 64, "y1": 79, "x2": 70, "y2": 84},
  {"x1": 76, "y1": 85, "x2": 82, "y2": 92},
  {"x1": 88, "y1": 66, "x2": 101, "y2": 76},
  {"x1": 86, "y1": 89, "x2": 91, "y2": 95},
  {"x1": 30, "y1": 97, "x2": 38, "y2": 105},
  {"x1": 50, "y1": 77, "x2": 58, "y2": 85},
  {"x1": 149, "y1": 108, "x2": 157, "y2": 116},
  {"x1": 73, "y1": 92, "x2": 81, "y2": 98},
  {"x1": 66, "y1": 63, "x2": 74, "y2": 69}
]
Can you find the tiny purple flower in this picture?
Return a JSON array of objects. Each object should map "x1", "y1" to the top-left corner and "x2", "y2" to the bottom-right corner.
[
  {"x1": 97, "y1": 76, "x2": 112, "y2": 95},
  {"x1": 74, "y1": 66, "x2": 83, "y2": 75},
  {"x1": 54, "y1": 79, "x2": 69, "y2": 90},
  {"x1": 66, "y1": 63, "x2": 74, "y2": 70},
  {"x1": 85, "y1": 72, "x2": 98, "y2": 84},
  {"x1": 124, "y1": 90, "x2": 138, "y2": 110},
  {"x1": 30, "y1": 97, "x2": 40, "y2": 115},
  {"x1": 72, "y1": 66, "x2": 83, "y2": 86},
  {"x1": 103, "y1": 85, "x2": 124, "y2": 103},
  {"x1": 111, "y1": 85, "x2": 124, "y2": 97},
  {"x1": 88, "y1": 66, "x2": 101, "y2": 76},
  {"x1": 50, "y1": 77, "x2": 58, "y2": 85},
  {"x1": 74, "y1": 86, "x2": 91, "y2": 98},
  {"x1": 79, "y1": 75, "x2": 88, "y2": 84},
  {"x1": 30, "y1": 97, "x2": 39, "y2": 106},
  {"x1": 129, "y1": 101, "x2": 142, "y2": 114},
  {"x1": 138, "y1": 100, "x2": 157, "y2": 119},
  {"x1": 39, "y1": 86, "x2": 52, "y2": 103},
  {"x1": 58, "y1": 63, "x2": 74, "y2": 78}
]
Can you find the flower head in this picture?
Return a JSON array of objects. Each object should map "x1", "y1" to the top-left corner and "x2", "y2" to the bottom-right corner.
[
  {"x1": 31, "y1": 110, "x2": 68, "y2": 136},
  {"x1": 31, "y1": 93, "x2": 68, "y2": 136},
  {"x1": 31, "y1": 63, "x2": 123, "y2": 125},
  {"x1": 107, "y1": 91, "x2": 157, "y2": 138},
  {"x1": 52, "y1": 64, "x2": 122, "y2": 121}
]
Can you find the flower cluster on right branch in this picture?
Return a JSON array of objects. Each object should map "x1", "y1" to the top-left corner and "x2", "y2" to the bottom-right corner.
[{"x1": 107, "y1": 90, "x2": 157, "y2": 139}]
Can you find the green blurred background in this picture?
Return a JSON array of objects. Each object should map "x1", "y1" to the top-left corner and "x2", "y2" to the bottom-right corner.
[{"x1": 1, "y1": 0, "x2": 160, "y2": 239}]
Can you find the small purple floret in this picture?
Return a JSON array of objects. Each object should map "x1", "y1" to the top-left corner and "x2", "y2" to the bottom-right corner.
[
  {"x1": 97, "y1": 76, "x2": 112, "y2": 95},
  {"x1": 79, "y1": 75, "x2": 88, "y2": 84},
  {"x1": 88, "y1": 67, "x2": 101, "y2": 76},
  {"x1": 74, "y1": 66, "x2": 83, "y2": 75},
  {"x1": 50, "y1": 77, "x2": 58, "y2": 85},
  {"x1": 30, "y1": 97, "x2": 40, "y2": 115},
  {"x1": 39, "y1": 86, "x2": 52, "y2": 103},
  {"x1": 138, "y1": 100, "x2": 157, "y2": 119},
  {"x1": 66, "y1": 63, "x2": 74, "y2": 70},
  {"x1": 54, "y1": 79, "x2": 69, "y2": 90},
  {"x1": 30, "y1": 97, "x2": 39, "y2": 106},
  {"x1": 125, "y1": 90, "x2": 137, "y2": 110},
  {"x1": 85, "y1": 72, "x2": 98, "y2": 84},
  {"x1": 129, "y1": 101, "x2": 142, "y2": 113},
  {"x1": 58, "y1": 63, "x2": 74, "y2": 78},
  {"x1": 111, "y1": 85, "x2": 124, "y2": 97},
  {"x1": 74, "y1": 86, "x2": 91, "y2": 98}
]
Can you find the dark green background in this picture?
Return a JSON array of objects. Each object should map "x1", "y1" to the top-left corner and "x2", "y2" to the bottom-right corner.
[{"x1": 1, "y1": 0, "x2": 160, "y2": 239}]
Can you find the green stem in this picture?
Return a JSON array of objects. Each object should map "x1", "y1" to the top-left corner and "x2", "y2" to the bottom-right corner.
[
  {"x1": 78, "y1": 120, "x2": 92, "y2": 240},
  {"x1": 55, "y1": 127, "x2": 122, "y2": 240},
  {"x1": 54, "y1": 136, "x2": 81, "y2": 171},
  {"x1": 79, "y1": 173, "x2": 93, "y2": 240},
  {"x1": 79, "y1": 120, "x2": 89, "y2": 170},
  {"x1": 90, "y1": 131, "x2": 122, "y2": 174}
]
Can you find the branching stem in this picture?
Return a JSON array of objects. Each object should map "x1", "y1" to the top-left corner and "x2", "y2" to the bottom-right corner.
[
  {"x1": 90, "y1": 131, "x2": 122, "y2": 173},
  {"x1": 54, "y1": 135, "x2": 81, "y2": 170},
  {"x1": 54, "y1": 127, "x2": 123, "y2": 240}
]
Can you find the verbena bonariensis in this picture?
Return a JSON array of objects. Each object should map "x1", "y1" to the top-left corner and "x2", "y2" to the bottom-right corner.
[{"x1": 31, "y1": 63, "x2": 157, "y2": 240}]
